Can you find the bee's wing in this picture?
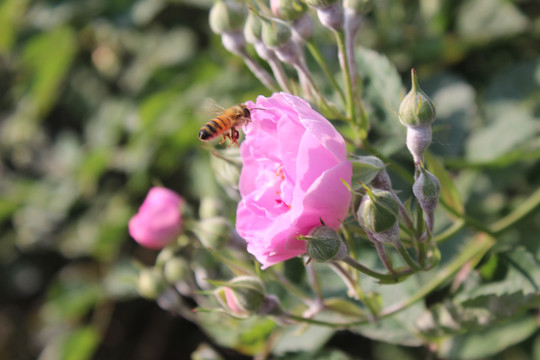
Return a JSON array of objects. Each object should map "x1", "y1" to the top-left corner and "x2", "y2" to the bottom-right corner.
[{"x1": 201, "y1": 98, "x2": 226, "y2": 117}]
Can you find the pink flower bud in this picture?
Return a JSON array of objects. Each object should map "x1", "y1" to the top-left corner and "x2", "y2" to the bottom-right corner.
[{"x1": 129, "y1": 187, "x2": 183, "y2": 249}]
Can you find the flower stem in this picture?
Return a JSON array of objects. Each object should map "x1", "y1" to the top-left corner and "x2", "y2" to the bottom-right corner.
[
  {"x1": 393, "y1": 242, "x2": 421, "y2": 271},
  {"x1": 342, "y1": 255, "x2": 413, "y2": 283}
]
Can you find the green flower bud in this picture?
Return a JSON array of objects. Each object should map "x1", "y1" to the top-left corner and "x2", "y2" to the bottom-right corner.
[
  {"x1": 215, "y1": 276, "x2": 266, "y2": 317},
  {"x1": 302, "y1": 225, "x2": 348, "y2": 262},
  {"x1": 271, "y1": 0, "x2": 308, "y2": 21},
  {"x1": 137, "y1": 267, "x2": 166, "y2": 299},
  {"x1": 398, "y1": 69, "x2": 436, "y2": 163},
  {"x1": 358, "y1": 189, "x2": 399, "y2": 234},
  {"x1": 209, "y1": 0, "x2": 247, "y2": 34},
  {"x1": 399, "y1": 69, "x2": 436, "y2": 128},
  {"x1": 316, "y1": 2, "x2": 344, "y2": 31},
  {"x1": 413, "y1": 166, "x2": 441, "y2": 231},
  {"x1": 351, "y1": 155, "x2": 386, "y2": 186},
  {"x1": 292, "y1": 13, "x2": 314, "y2": 43},
  {"x1": 244, "y1": 12, "x2": 262, "y2": 43},
  {"x1": 261, "y1": 17, "x2": 293, "y2": 48}
]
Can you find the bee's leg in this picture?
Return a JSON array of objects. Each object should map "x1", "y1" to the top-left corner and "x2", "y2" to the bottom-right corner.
[
  {"x1": 228, "y1": 128, "x2": 240, "y2": 147},
  {"x1": 219, "y1": 130, "x2": 233, "y2": 145}
]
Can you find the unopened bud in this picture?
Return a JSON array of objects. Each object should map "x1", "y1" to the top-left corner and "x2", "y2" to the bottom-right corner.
[
  {"x1": 292, "y1": 13, "x2": 315, "y2": 43},
  {"x1": 137, "y1": 267, "x2": 166, "y2": 299},
  {"x1": 413, "y1": 166, "x2": 441, "y2": 231},
  {"x1": 221, "y1": 31, "x2": 246, "y2": 56},
  {"x1": 399, "y1": 69, "x2": 436, "y2": 128},
  {"x1": 271, "y1": 0, "x2": 308, "y2": 21},
  {"x1": 358, "y1": 189, "x2": 399, "y2": 234},
  {"x1": 261, "y1": 17, "x2": 293, "y2": 48},
  {"x1": 244, "y1": 12, "x2": 262, "y2": 43},
  {"x1": 399, "y1": 69, "x2": 436, "y2": 163},
  {"x1": 351, "y1": 155, "x2": 386, "y2": 186},
  {"x1": 301, "y1": 225, "x2": 348, "y2": 262},
  {"x1": 209, "y1": 0, "x2": 247, "y2": 34},
  {"x1": 215, "y1": 276, "x2": 266, "y2": 317},
  {"x1": 307, "y1": 1, "x2": 344, "y2": 31}
]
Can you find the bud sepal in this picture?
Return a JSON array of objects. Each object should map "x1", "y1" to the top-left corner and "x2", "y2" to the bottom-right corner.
[{"x1": 299, "y1": 225, "x2": 348, "y2": 263}]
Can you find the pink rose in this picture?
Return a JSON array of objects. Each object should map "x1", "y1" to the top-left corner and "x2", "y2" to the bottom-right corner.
[
  {"x1": 236, "y1": 93, "x2": 352, "y2": 268},
  {"x1": 129, "y1": 187, "x2": 183, "y2": 249}
]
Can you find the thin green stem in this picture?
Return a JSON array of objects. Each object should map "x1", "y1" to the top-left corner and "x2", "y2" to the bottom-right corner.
[
  {"x1": 306, "y1": 40, "x2": 346, "y2": 106},
  {"x1": 490, "y1": 187, "x2": 540, "y2": 235},
  {"x1": 393, "y1": 242, "x2": 421, "y2": 271},
  {"x1": 342, "y1": 255, "x2": 413, "y2": 283}
]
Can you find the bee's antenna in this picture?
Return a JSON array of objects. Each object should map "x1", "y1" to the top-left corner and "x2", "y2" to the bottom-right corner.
[{"x1": 250, "y1": 107, "x2": 267, "y2": 111}]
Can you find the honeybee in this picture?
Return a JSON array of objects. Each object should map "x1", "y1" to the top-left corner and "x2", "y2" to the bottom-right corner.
[{"x1": 198, "y1": 104, "x2": 251, "y2": 147}]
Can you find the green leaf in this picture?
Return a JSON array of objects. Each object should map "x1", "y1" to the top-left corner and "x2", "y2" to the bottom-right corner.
[
  {"x1": 438, "y1": 315, "x2": 538, "y2": 359},
  {"x1": 425, "y1": 152, "x2": 464, "y2": 216}
]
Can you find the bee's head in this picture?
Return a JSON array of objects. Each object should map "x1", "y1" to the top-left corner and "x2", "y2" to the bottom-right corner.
[{"x1": 241, "y1": 105, "x2": 251, "y2": 118}]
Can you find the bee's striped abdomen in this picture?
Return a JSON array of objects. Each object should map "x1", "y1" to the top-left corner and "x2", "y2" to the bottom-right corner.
[{"x1": 198, "y1": 116, "x2": 231, "y2": 141}]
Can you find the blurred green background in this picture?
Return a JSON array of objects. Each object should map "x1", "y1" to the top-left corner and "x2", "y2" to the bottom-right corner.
[{"x1": 1, "y1": 0, "x2": 539, "y2": 359}]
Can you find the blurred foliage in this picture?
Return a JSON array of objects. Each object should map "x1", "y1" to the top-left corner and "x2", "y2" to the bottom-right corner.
[{"x1": 0, "y1": 0, "x2": 539, "y2": 359}]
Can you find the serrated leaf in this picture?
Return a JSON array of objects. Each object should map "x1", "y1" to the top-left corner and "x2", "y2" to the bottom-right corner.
[{"x1": 425, "y1": 152, "x2": 464, "y2": 216}]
